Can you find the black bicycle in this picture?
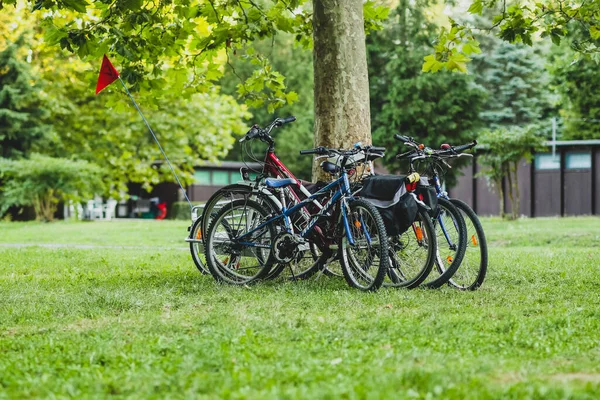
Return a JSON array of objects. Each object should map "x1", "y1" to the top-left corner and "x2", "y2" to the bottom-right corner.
[{"x1": 395, "y1": 135, "x2": 488, "y2": 290}]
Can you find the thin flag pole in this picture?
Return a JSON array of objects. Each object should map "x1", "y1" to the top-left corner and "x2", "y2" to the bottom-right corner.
[{"x1": 117, "y1": 76, "x2": 193, "y2": 209}]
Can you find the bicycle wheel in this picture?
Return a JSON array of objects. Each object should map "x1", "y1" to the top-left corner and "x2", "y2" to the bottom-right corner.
[
  {"x1": 189, "y1": 216, "x2": 209, "y2": 274},
  {"x1": 190, "y1": 184, "x2": 255, "y2": 275},
  {"x1": 339, "y1": 198, "x2": 389, "y2": 291},
  {"x1": 204, "y1": 198, "x2": 275, "y2": 285},
  {"x1": 448, "y1": 199, "x2": 488, "y2": 290},
  {"x1": 423, "y1": 197, "x2": 467, "y2": 289},
  {"x1": 385, "y1": 208, "x2": 436, "y2": 289}
]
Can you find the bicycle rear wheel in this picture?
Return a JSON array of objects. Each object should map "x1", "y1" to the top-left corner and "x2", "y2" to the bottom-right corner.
[
  {"x1": 339, "y1": 199, "x2": 389, "y2": 291},
  {"x1": 423, "y1": 197, "x2": 467, "y2": 289},
  {"x1": 204, "y1": 198, "x2": 275, "y2": 285},
  {"x1": 447, "y1": 199, "x2": 488, "y2": 290},
  {"x1": 190, "y1": 184, "x2": 255, "y2": 275},
  {"x1": 385, "y1": 208, "x2": 436, "y2": 289}
]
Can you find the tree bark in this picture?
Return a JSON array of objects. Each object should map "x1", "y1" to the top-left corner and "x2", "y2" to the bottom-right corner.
[
  {"x1": 312, "y1": 0, "x2": 371, "y2": 181},
  {"x1": 505, "y1": 163, "x2": 514, "y2": 220},
  {"x1": 496, "y1": 177, "x2": 504, "y2": 218},
  {"x1": 512, "y1": 161, "x2": 520, "y2": 220}
]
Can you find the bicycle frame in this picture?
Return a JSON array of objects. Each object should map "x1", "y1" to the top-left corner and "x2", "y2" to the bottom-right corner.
[
  {"x1": 236, "y1": 168, "x2": 360, "y2": 248},
  {"x1": 406, "y1": 156, "x2": 457, "y2": 247}
]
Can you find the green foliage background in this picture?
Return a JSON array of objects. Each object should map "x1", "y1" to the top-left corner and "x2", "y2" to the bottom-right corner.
[{"x1": 2, "y1": 0, "x2": 600, "y2": 219}]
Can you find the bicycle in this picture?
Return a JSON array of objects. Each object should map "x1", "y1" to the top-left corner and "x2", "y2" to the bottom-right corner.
[
  {"x1": 203, "y1": 145, "x2": 390, "y2": 291},
  {"x1": 353, "y1": 154, "x2": 438, "y2": 289},
  {"x1": 188, "y1": 117, "x2": 325, "y2": 279},
  {"x1": 394, "y1": 135, "x2": 488, "y2": 290}
]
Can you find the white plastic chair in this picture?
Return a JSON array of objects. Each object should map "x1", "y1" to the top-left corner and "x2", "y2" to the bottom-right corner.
[
  {"x1": 103, "y1": 199, "x2": 118, "y2": 220},
  {"x1": 87, "y1": 200, "x2": 104, "y2": 220}
]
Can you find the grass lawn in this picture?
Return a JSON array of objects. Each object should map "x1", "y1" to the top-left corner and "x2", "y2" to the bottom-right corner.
[{"x1": 1, "y1": 217, "x2": 600, "y2": 399}]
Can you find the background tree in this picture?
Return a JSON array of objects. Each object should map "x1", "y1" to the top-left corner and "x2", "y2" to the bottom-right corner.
[
  {"x1": 220, "y1": 34, "x2": 315, "y2": 181},
  {"x1": 367, "y1": 0, "x2": 486, "y2": 183},
  {"x1": 477, "y1": 126, "x2": 545, "y2": 220},
  {"x1": 471, "y1": 38, "x2": 556, "y2": 132},
  {"x1": 0, "y1": 35, "x2": 53, "y2": 159},
  {"x1": 549, "y1": 36, "x2": 600, "y2": 140},
  {"x1": 0, "y1": 5, "x2": 252, "y2": 219},
  {"x1": 312, "y1": 0, "x2": 379, "y2": 179}
]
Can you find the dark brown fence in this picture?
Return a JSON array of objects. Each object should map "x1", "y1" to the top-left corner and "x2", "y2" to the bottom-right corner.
[{"x1": 448, "y1": 141, "x2": 600, "y2": 217}]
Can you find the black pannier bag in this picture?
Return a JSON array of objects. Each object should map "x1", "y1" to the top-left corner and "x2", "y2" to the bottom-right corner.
[
  {"x1": 416, "y1": 177, "x2": 439, "y2": 218},
  {"x1": 359, "y1": 175, "x2": 418, "y2": 236}
]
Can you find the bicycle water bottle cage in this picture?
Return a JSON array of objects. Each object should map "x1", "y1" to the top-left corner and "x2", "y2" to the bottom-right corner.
[{"x1": 265, "y1": 178, "x2": 296, "y2": 189}]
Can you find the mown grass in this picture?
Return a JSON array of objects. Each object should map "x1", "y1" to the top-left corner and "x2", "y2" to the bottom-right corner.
[{"x1": 1, "y1": 217, "x2": 600, "y2": 399}]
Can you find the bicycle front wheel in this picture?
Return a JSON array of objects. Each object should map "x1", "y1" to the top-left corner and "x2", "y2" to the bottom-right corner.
[
  {"x1": 423, "y1": 197, "x2": 467, "y2": 289},
  {"x1": 447, "y1": 199, "x2": 488, "y2": 290},
  {"x1": 204, "y1": 198, "x2": 275, "y2": 285},
  {"x1": 339, "y1": 199, "x2": 389, "y2": 291}
]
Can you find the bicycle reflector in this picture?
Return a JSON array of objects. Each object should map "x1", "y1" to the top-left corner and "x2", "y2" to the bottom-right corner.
[{"x1": 415, "y1": 226, "x2": 423, "y2": 241}]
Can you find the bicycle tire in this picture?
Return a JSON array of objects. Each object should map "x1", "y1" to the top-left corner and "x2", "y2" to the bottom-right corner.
[
  {"x1": 385, "y1": 207, "x2": 437, "y2": 289},
  {"x1": 189, "y1": 216, "x2": 209, "y2": 274},
  {"x1": 339, "y1": 198, "x2": 389, "y2": 291},
  {"x1": 423, "y1": 197, "x2": 467, "y2": 289},
  {"x1": 189, "y1": 184, "x2": 255, "y2": 275},
  {"x1": 204, "y1": 198, "x2": 275, "y2": 285},
  {"x1": 448, "y1": 198, "x2": 488, "y2": 290}
]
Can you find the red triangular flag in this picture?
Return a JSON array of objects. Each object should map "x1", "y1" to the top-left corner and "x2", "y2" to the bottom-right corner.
[{"x1": 95, "y1": 55, "x2": 120, "y2": 95}]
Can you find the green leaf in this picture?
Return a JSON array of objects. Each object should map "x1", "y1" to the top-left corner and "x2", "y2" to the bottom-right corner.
[
  {"x1": 463, "y1": 40, "x2": 481, "y2": 55},
  {"x1": 422, "y1": 54, "x2": 443, "y2": 73},
  {"x1": 60, "y1": 0, "x2": 88, "y2": 13},
  {"x1": 41, "y1": 20, "x2": 68, "y2": 45},
  {"x1": 590, "y1": 26, "x2": 600, "y2": 40},
  {"x1": 121, "y1": 0, "x2": 143, "y2": 11},
  {"x1": 467, "y1": 0, "x2": 483, "y2": 15},
  {"x1": 285, "y1": 91, "x2": 298, "y2": 104}
]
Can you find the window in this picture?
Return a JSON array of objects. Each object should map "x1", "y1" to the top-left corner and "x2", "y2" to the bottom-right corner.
[
  {"x1": 212, "y1": 170, "x2": 231, "y2": 185},
  {"x1": 566, "y1": 152, "x2": 591, "y2": 170},
  {"x1": 194, "y1": 170, "x2": 211, "y2": 185},
  {"x1": 535, "y1": 153, "x2": 560, "y2": 170}
]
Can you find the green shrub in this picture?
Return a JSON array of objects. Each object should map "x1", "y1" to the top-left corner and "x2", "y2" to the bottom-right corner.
[{"x1": 0, "y1": 155, "x2": 105, "y2": 221}]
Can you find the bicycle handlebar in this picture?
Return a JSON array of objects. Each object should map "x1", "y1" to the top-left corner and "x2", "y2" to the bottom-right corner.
[
  {"x1": 299, "y1": 147, "x2": 326, "y2": 155},
  {"x1": 394, "y1": 133, "x2": 412, "y2": 143},
  {"x1": 239, "y1": 116, "x2": 296, "y2": 144},
  {"x1": 276, "y1": 116, "x2": 296, "y2": 126},
  {"x1": 299, "y1": 144, "x2": 386, "y2": 157},
  {"x1": 434, "y1": 140, "x2": 477, "y2": 156}
]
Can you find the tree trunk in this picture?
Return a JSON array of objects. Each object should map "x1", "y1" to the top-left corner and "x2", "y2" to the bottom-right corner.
[
  {"x1": 496, "y1": 177, "x2": 504, "y2": 218},
  {"x1": 312, "y1": 0, "x2": 371, "y2": 181},
  {"x1": 505, "y1": 163, "x2": 514, "y2": 220},
  {"x1": 512, "y1": 161, "x2": 520, "y2": 220}
]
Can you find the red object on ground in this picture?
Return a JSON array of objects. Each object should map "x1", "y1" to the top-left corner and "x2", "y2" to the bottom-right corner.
[
  {"x1": 156, "y1": 202, "x2": 167, "y2": 220},
  {"x1": 96, "y1": 55, "x2": 120, "y2": 94}
]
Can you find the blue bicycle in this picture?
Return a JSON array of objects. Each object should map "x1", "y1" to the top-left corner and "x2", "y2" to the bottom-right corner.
[{"x1": 203, "y1": 146, "x2": 390, "y2": 291}]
